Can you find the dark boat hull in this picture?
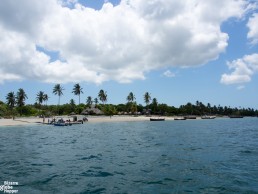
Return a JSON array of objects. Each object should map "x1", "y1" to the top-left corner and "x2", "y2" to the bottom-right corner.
[
  {"x1": 150, "y1": 118, "x2": 165, "y2": 121},
  {"x1": 229, "y1": 116, "x2": 243, "y2": 118}
]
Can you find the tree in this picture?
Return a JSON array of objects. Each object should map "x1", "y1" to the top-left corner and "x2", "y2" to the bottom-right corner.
[
  {"x1": 98, "y1": 89, "x2": 107, "y2": 105},
  {"x1": 72, "y1": 83, "x2": 83, "y2": 104},
  {"x1": 6, "y1": 92, "x2": 16, "y2": 109},
  {"x1": 36, "y1": 91, "x2": 44, "y2": 105},
  {"x1": 53, "y1": 84, "x2": 64, "y2": 115},
  {"x1": 144, "y1": 92, "x2": 151, "y2": 107},
  {"x1": 16, "y1": 88, "x2": 28, "y2": 107},
  {"x1": 53, "y1": 84, "x2": 64, "y2": 105},
  {"x1": 86, "y1": 96, "x2": 93, "y2": 107},
  {"x1": 70, "y1": 99, "x2": 76, "y2": 112},
  {"x1": 126, "y1": 92, "x2": 136, "y2": 114},
  {"x1": 16, "y1": 88, "x2": 28, "y2": 116},
  {"x1": 94, "y1": 98, "x2": 99, "y2": 107},
  {"x1": 151, "y1": 98, "x2": 158, "y2": 114},
  {"x1": 127, "y1": 92, "x2": 136, "y2": 103},
  {"x1": 43, "y1": 94, "x2": 49, "y2": 105}
]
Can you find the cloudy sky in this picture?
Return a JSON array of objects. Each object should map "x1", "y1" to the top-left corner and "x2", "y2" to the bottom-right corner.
[{"x1": 0, "y1": 0, "x2": 258, "y2": 108}]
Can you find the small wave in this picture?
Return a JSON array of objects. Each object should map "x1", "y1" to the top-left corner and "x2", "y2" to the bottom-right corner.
[
  {"x1": 239, "y1": 150, "x2": 252, "y2": 154},
  {"x1": 81, "y1": 188, "x2": 106, "y2": 194},
  {"x1": 114, "y1": 171, "x2": 125, "y2": 176},
  {"x1": 164, "y1": 178, "x2": 176, "y2": 182},
  {"x1": 147, "y1": 180, "x2": 164, "y2": 185},
  {"x1": 90, "y1": 166, "x2": 103, "y2": 170},
  {"x1": 31, "y1": 174, "x2": 59, "y2": 185},
  {"x1": 80, "y1": 155, "x2": 102, "y2": 160},
  {"x1": 80, "y1": 170, "x2": 113, "y2": 177},
  {"x1": 31, "y1": 163, "x2": 53, "y2": 167}
]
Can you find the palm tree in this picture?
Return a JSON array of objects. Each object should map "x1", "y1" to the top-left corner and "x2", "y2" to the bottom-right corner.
[
  {"x1": 53, "y1": 84, "x2": 64, "y2": 115},
  {"x1": 144, "y1": 92, "x2": 151, "y2": 107},
  {"x1": 53, "y1": 84, "x2": 64, "y2": 105},
  {"x1": 36, "y1": 91, "x2": 44, "y2": 105},
  {"x1": 72, "y1": 83, "x2": 83, "y2": 104},
  {"x1": 98, "y1": 89, "x2": 107, "y2": 105},
  {"x1": 94, "y1": 98, "x2": 99, "y2": 107},
  {"x1": 16, "y1": 88, "x2": 28, "y2": 116},
  {"x1": 127, "y1": 92, "x2": 136, "y2": 103},
  {"x1": 16, "y1": 88, "x2": 28, "y2": 107},
  {"x1": 144, "y1": 92, "x2": 151, "y2": 115},
  {"x1": 6, "y1": 92, "x2": 16, "y2": 109},
  {"x1": 151, "y1": 98, "x2": 158, "y2": 114},
  {"x1": 43, "y1": 94, "x2": 49, "y2": 105},
  {"x1": 86, "y1": 96, "x2": 93, "y2": 107},
  {"x1": 70, "y1": 99, "x2": 75, "y2": 106}
]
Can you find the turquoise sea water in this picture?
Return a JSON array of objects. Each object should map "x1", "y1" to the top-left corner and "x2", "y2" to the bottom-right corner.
[{"x1": 0, "y1": 118, "x2": 258, "y2": 193}]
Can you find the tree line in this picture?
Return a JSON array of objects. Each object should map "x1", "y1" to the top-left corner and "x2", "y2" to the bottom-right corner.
[{"x1": 1, "y1": 83, "x2": 257, "y2": 117}]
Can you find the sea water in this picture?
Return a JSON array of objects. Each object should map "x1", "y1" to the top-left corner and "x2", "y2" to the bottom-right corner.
[{"x1": 0, "y1": 118, "x2": 258, "y2": 193}]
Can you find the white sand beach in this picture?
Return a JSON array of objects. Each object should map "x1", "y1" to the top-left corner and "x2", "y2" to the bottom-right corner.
[{"x1": 0, "y1": 115, "x2": 178, "y2": 127}]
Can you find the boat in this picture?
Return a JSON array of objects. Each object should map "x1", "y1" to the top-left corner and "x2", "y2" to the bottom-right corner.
[
  {"x1": 229, "y1": 115, "x2": 244, "y2": 118},
  {"x1": 184, "y1": 116, "x2": 197, "y2": 119},
  {"x1": 174, "y1": 117, "x2": 186, "y2": 120},
  {"x1": 150, "y1": 118, "x2": 165, "y2": 121},
  {"x1": 54, "y1": 122, "x2": 68, "y2": 126},
  {"x1": 53, "y1": 118, "x2": 70, "y2": 126},
  {"x1": 201, "y1": 115, "x2": 216, "y2": 119}
]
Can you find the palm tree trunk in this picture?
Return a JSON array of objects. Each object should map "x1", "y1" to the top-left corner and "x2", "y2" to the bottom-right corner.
[{"x1": 58, "y1": 96, "x2": 60, "y2": 115}]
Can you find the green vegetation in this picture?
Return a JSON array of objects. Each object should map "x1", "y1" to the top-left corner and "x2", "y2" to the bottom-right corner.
[{"x1": 0, "y1": 86, "x2": 257, "y2": 118}]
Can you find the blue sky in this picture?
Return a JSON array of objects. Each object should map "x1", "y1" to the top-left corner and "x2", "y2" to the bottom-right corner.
[{"x1": 0, "y1": 0, "x2": 258, "y2": 109}]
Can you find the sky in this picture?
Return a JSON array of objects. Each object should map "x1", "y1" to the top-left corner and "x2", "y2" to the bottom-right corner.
[{"x1": 0, "y1": 0, "x2": 258, "y2": 109}]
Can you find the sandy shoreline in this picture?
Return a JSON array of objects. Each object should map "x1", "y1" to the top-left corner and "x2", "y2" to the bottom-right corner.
[
  {"x1": 0, "y1": 115, "x2": 224, "y2": 127},
  {"x1": 0, "y1": 115, "x2": 181, "y2": 127}
]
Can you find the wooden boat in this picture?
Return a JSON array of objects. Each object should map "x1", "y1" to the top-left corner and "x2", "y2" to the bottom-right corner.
[
  {"x1": 54, "y1": 122, "x2": 68, "y2": 126},
  {"x1": 174, "y1": 117, "x2": 186, "y2": 120},
  {"x1": 201, "y1": 115, "x2": 216, "y2": 119},
  {"x1": 184, "y1": 116, "x2": 197, "y2": 119},
  {"x1": 53, "y1": 119, "x2": 70, "y2": 126},
  {"x1": 150, "y1": 118, "x2": 165, "y2": 121},
  {"x1": 229, "y1": 115, "x2": 243, "y2": 118}
]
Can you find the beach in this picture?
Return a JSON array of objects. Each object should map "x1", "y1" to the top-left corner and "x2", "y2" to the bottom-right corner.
[{"x1": 0, "y1": 116, "x2": 178, "y2": 126}]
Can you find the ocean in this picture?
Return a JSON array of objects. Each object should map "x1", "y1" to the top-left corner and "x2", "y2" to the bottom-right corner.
[{"x1": 0, "y1": 117, "x2": 258, "y2": 193}]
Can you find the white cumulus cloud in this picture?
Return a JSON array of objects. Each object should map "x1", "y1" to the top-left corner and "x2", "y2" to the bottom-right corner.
[
  {"x1": 221, "y1": 53, "x2": 258, "y2": 85},
  {"x1": 247, "y1": 13, "x2": 258, "y2": 44},
  {"x1": 163, "y1": 70, "x2": 175, "y2": 78},
  {"x1": 0, "y1": 0, "x2": 252, "y2": 84}
]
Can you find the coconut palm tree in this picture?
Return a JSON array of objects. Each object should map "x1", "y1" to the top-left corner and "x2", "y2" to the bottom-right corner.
[
  {"x1": 43, "y1": 94, "x2": 49, "y2": 105},
  {"x1": 53, "y1": 84, "x2": 64, "y2": 106},
  {"x1": 94, "y1": 98, "x2": 99, "y2": 107},
  {"x1": 16, "y1": 88, "x2": 28, "y2": 116},
  {"x1": 151, "y1": 98, "x2": 158, "y2": 114},
  {"x1": 16, "y1": 88, "x2": 28, "y2": 107},
  {"x1": 6, "y1": 92, "x2": 16, "y2": 109},
  {"x1": 144, "y1": 92, "x2": 151, "y2": 107},
  {"x1": 127, "y1": 92, "x2": 136, "y2": 103},
  {"x1": 98, "y1": 89, "x2": 107, "y2": 105},
  {"x1": 144, "y1": 92, "x2": 151, "y2": 115},
  {"x1": 86, "y1": 96, "x2": 93, "y2": 107},
  {"x1": 72, "y1": 83, "x2": 83, "y2": 104},
  {"x1": 36, "y1": 91, "x2": 44, "y2": 105}
]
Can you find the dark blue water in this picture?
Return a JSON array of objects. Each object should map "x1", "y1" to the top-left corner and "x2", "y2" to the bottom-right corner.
[{"x1": 0, "y1": 118, "x2": 258, "y2": 193}]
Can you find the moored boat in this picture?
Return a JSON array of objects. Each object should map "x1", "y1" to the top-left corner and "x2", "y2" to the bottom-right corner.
[
  {"x1": 174, "y1": 117, "x2": 186, "y2": 120},
  {"x1": 150, "y1": 118, "x2": 165, "y2": 121},
  {"x1": 201, "y1": 115, "x2": 216, "y2": 119},
  {"x1": 229, "y1": 115, "x2": 244, "y2": 118},
  {"x1": 184, "y1": 116, "x2": 197, "y2": 119}
]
